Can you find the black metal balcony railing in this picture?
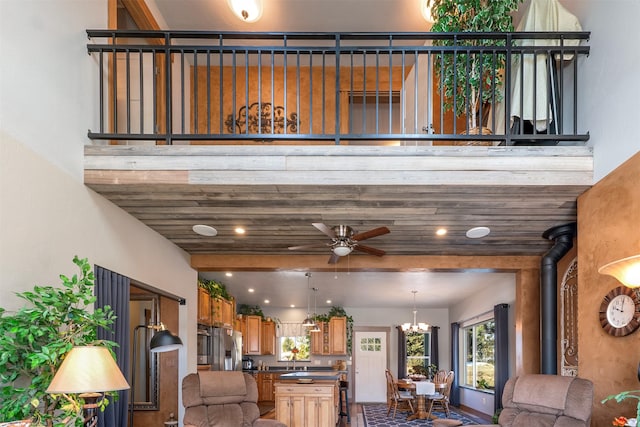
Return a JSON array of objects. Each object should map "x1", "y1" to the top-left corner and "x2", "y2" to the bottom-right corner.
[{"x1": 86, "y1": 30, "x2": 590, "y2": 146}]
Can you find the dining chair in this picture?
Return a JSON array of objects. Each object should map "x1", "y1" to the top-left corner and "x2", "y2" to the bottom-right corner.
[
  {"x1": 430, "y1": 370, "x2": 455, "y2": 417},
  {"x1": 384, "y1": 369, "x2": 415, "y2": 418},
  {"x1": 433, "y1": 369, "x2": 448, "y2": 385}
]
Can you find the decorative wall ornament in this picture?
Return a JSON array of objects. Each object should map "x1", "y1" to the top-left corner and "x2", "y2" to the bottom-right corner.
[
  {"x1": 560, "y1": 257, "x2": 579, "y2": 377},
  {"x1": 225, "y1": 102, "x2": 298, "y2": 135}
]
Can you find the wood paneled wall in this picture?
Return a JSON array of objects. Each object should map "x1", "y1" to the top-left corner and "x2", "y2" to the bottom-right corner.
[{"x1": 577, "y1": 151, "x2": 640, "y2": 425}]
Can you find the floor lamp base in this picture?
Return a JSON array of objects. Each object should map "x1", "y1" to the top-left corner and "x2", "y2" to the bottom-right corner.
[{"x1": 79, "y1": 392, "x2": 102, "y2": 427}]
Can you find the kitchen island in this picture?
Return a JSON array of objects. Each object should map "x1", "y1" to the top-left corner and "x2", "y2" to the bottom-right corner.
[{"x1": 274, "y1": 371, "x2": 343, "y2": 426}]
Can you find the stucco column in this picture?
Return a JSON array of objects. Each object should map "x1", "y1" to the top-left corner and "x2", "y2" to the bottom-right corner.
[{"x1": 515, "y1": 268, "x2": 541, "y2": 376}]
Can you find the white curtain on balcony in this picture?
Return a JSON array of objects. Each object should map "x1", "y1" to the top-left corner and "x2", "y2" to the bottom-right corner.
[{"x1": 494, "y1": 0, "x2": 582, "y2": 134}]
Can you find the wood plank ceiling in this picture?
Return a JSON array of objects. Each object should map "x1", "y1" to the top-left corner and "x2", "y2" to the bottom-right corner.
[{"x1": 84, "y1": 145, "x2": 594, "y2": 267}]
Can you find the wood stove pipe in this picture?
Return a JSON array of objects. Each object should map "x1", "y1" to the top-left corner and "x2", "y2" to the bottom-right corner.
[{"x1": 540, "y1": 223, "x2": 576, "y2": 374}]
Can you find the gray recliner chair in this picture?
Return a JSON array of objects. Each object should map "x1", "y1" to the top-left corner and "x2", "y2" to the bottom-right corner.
[
  {"x1": 182, "y1": 371, "x2": 286, "y2": 427},
  {"x1": 475, "y1": 374, "x2": 594, "y2": 427}
]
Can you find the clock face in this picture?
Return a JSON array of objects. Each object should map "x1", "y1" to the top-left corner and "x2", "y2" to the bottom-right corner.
[
  {"x1": 606, "y1": 294, "x2": 635, "y2": 327},
  {"x1": 600, "y1": 286, "x2": 640, "y2": 337}
]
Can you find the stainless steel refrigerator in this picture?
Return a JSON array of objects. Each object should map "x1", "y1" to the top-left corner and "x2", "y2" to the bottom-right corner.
[{"x1": 211, "y1": 327, "x2": 243, "y2": 371}]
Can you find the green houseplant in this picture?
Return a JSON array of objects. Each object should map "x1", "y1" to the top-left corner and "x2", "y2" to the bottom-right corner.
[
  {"x1": 602, "y1": 390, "x2": 640, "y2": 425},
  {"x1": 429, "y1": 0, "x2": 523, "y2": 133},
  {"x1": 0, "y1": 256, "x2": 117, "y2": 426}
]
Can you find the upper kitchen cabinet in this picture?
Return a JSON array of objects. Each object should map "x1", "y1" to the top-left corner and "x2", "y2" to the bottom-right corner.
[
  {"x1": 311, "y1": 317, "x2": 347, "y2": 355},
  {"x1": 197, "y1": 286, "x2": 212, "y2": 326},
  {"x1": 245, "y1": 315, "x2": 262, "y2": 355},
  {"x1": 212, "y1": 296, "x2": 234, "y2": 328},
  {"x1": 261, "y1": 320, "x2": 276, "y2": 356}
]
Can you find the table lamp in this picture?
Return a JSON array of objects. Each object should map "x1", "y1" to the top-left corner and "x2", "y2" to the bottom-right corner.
[{"x1": 47, "y1": 346, "x2": 130, "y2": 427}]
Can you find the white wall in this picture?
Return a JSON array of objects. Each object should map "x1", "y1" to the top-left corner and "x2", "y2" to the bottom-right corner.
[
  {"x1": 553, "y1": 0, "x2": 640, "y2": 180},
  {"x1": 449, "y1": 274, "x2": 516, "y2": 417},
  {"x1": 0, "y1": 1, "x2": 199, "y2": 423}
]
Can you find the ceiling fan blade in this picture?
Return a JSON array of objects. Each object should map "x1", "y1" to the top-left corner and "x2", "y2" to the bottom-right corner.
[
  {"x1": 352, "y1": 226, "x2": 390, "y2": 241},
  {"x1": 312, "y1": 222, "x2": 336, "y2": 238},
  {"x1": 354, "y1": 244, "x2": 386, "y2": 257},
  {"x1": 328, "y1": 252, "x2": 340, "y2": 264},
  {"x1": 288, "y1": 243, "x2": 328, "y2": 251}
]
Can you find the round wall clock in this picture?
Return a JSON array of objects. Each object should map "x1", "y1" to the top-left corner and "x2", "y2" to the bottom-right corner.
[{"x1": 599, "y1": 286, "x2": 640, "y2": 337}]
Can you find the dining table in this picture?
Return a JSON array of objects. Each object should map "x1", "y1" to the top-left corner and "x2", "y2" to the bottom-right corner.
[{"x1": 396, "y1": 379, "x2": 446, "y2": 421}]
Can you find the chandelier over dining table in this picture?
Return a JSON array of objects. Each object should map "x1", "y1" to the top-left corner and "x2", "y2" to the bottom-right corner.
[{"x1": 401, "y1": 290, "x2": 429, "y2": 333}]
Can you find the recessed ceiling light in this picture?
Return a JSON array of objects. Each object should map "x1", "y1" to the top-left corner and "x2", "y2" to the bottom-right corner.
[
  {"x1": 235, "y1": 227, "x2": 246, "y2": 235},
  {"x1": 192, "y1": 224, "x2": 217, "y2": 236},
  {"x1": 436, "y1": 228, "x2": 447, "y2": 236},
  {"x1": 248, "y1": 288, "x2": 254, "y2": 293},
  {"x1": 326, "y1": 299, "x2": 332, "y2": 304},
  {"x1": 466, "y1": 226, "x2": 491, "y2": 239},
  {"x1": 225, "y1": 272, "x2": 233, "y2": 277},
  {"x1": 264, "y1": 299, "x2": 270, "y2": 304}
]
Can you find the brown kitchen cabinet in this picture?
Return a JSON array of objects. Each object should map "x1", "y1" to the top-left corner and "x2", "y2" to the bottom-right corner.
[
  {"x1": 310, "y1": 317, "x2": 346, "y2": 355},
  {"x1": 212, "y1": 297, "x2": 234, "y2": 328},
  {"x1": 258, "y1": 372, "x2": 278, "y2": 402},
  {"x1": 261, "y1": 320, "x2": 276, "y2": 355},
  {"x1": 329, "y1": 316, "x2": 347, "y2": 355},
  {"x1": 275, "y1": 382, "x2": 337, "y2": 427},
  {"x1": 245, "y1": 315, "x2": 262, "y2": 355},
  {"x1": 197, "y1": 287, "x2": 212, "y2": 326}
]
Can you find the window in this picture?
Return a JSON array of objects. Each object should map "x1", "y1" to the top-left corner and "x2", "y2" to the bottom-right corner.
[
  {"x1": 463, "y1": 319, "x2": 495, "y2": 391},
  {"x1": 279, "y1": 335, "x2": 310, "y2": 361},
  {"x1": 405, "y1": 331, "x2": 431, "y2": 377}
]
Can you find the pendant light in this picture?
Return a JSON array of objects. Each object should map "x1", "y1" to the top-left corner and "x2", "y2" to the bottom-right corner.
[
  {"x1": 401, "y1": 290, "x2": 429, "y2": 333},
  {"x1": 310, "y1": 287, "x2": 322, "y2": 333},
  {"x1": 302, "y1": 272, "x2": 315, "y2": 327}
]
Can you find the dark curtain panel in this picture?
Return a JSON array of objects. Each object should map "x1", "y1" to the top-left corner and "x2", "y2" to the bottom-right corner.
[
  {"x1": 450, "y1": 322, "x2": 460, "y2": 406},
  {"x1": 430, "y1": 326, "x2": 439, "y2": 368},
  {"x1": 396, "y1": 326, "x2": 406, "y2": 378},
  {"x1": 95, "y1": 266, "x2": 131, "y2": 427},
  {"x1": 494, "y1": 303, "x2": 510, "y2": 414}
]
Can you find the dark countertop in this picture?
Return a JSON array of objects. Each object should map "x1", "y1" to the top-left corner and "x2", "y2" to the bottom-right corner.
[
  {"x1": 278, "y1": 371, "x2": 343, "y2": 381},
  {"x1": 244, "y1": 366, "x2": 344, "y2": 374}
]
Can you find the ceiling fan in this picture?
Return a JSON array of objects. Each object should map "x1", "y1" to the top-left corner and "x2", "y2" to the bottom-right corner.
[{"x1": 288, "y1": 223, "x2": 391, "y2": 264}]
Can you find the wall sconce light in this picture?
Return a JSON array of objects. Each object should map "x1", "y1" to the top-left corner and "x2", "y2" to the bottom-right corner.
[
  {"x1": 227, "y1": 0, "x2": 263, "y2": 23},
  {"x1": 599, "y1": 254, "x2": 640, "y2": 288},
  {"x1": 47, "y1": 346, "x2": 130, "y2": 427}
]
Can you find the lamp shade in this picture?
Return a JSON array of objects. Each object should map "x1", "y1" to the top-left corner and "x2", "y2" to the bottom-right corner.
[
  {"x1": 150, "y1": 330, "x2": 183, "y2": 353},
  {"x1": 599, "y1": 254, "x2": 640, "y2": 288},
  {"x1": 47, "y1": 346, "x2": 129, "y2": 394}
]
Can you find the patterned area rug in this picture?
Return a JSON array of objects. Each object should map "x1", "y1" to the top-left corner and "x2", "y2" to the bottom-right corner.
[{"x1": 362, "y1": 403, "x2": 487, "y2": 426}]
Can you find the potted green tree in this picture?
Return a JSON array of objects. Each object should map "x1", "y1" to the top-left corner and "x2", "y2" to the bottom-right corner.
[
  {"x1": 0, "y1": 256, "x2": 117, "y2": 426},
  {"x1": 429, "y1": 0, "x2": 523, "y2": 140}
]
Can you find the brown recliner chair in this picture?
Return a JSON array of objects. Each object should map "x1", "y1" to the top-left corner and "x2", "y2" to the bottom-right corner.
[
  {"x1": 475, "y1": 374, "x2": 594, "y2": 427},
  {"x1": 182, "y1": 371, "x2": 286, "y2": 427}
]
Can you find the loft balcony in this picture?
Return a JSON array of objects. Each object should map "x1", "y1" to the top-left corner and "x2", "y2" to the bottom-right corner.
[
  {"x1": 83, "y1": 30, "x2": 593, "y2": 258},
  {"x1": 86, "y1": 30, "x2": 590, "y2": 147}
]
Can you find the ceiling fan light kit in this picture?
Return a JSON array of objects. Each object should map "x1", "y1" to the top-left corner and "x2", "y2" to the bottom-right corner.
[{"x1": 288, "y1": 223, "x2": 390, "y2": 264}]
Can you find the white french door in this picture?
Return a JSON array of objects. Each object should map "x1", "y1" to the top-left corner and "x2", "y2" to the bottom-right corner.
[{"x1": 354, "y1": 330, "x2": 387, "y2": 402}]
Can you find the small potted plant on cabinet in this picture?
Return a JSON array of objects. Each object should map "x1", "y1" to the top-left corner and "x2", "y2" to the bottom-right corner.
[{"x1": 429, "y1": 0, "x2": 523, "y2": 143}]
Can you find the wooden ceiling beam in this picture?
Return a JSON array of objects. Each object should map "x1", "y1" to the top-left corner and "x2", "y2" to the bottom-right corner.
[{"x1": 190, "y1": 254, "x2": 541, "y2": 272}]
